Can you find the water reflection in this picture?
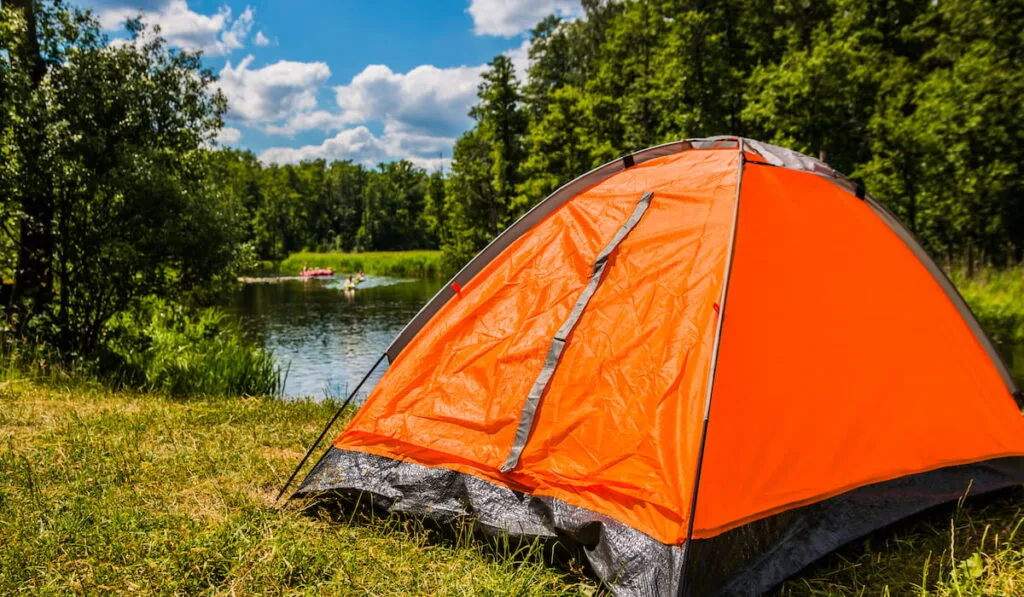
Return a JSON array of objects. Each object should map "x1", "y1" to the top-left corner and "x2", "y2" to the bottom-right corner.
[{"x1": 225, "y1": 275, "x2": 443, "y2": 399}]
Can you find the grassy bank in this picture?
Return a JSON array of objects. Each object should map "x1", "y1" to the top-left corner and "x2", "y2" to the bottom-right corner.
[
  {"x1": 0, "y1": 382, "x2": 590, "y2": 595},
  {"x1": 276, "y1": 251, "x2": 447, "y2": 279},
  {"x1": 0, "y1": 380, "x2": 1020, "y2": 595}
]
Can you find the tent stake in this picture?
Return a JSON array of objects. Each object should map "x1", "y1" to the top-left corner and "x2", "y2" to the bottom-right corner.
[{"x1": 274, "y1": 352, "x2": 388, "y2": 505}]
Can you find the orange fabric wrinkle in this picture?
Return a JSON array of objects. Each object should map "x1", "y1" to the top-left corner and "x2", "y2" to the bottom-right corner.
[{"x1": 339, "y1": 148, "x2": 740, "y2": 544}]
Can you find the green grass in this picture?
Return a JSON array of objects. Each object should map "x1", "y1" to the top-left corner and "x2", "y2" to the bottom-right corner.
[
  {"x1": 0, "y1": 380, "x2": 1020, "y2": 595},
  {"x1": 955, "y1": 267, "x2": 1024, "y2": 348},
  {"x1": 0, "y1": 381, "x2": 593, "y2": 595},
  {"x1": 277, "y1": 251, "x2": 448, "y2": 279}
]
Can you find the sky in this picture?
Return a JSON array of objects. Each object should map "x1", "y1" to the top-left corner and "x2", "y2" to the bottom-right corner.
[{"x1": 76, "y1": 0, "x2": 583, "y2": 170}]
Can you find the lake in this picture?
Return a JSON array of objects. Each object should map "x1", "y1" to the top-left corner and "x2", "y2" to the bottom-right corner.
[
  {"x1": 228, "y1": 275, "x2": 1024, "y2": 402},
  {"x1": 226, "y1": 275, "x2": 444, "y2": 399}
]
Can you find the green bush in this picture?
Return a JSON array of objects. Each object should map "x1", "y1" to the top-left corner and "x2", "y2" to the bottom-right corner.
[
  {"x1": 954, "y1": 268, "x2": 1024, "y2": 348},
  {"x1": 100, "y1": 300, "x2": 282, "y2": 398}
]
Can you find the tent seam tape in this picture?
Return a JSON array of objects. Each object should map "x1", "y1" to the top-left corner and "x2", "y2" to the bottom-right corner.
[
  {"x1": 500, "y1": 190, "x2": 655, "y2": 472},
  {"x1": 678, "y1": 142, "x2": 747, "y2": 593}
]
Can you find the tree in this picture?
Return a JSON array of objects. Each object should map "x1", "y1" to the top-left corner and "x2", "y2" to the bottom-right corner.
[
  {"x1": 443, "y1": 55, "x2": 528, "y2": 267},
  {"x1": 3, "y1": 0, "x2": 74, "y2": 323},
  {"x1": 421, "y1": 170, "x2": 447, "y2": 248},
  {"x1": 1, "y1": 3, "x2": 237, "y2": 357},
  {"x1": 516, "y1": 85, "x2": 606, "y2": 207},
  {"x1": 356, "y1": 161, "x2": 428, "y2": 251}
]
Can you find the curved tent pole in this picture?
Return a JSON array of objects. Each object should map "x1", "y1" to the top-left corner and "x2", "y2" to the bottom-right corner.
[
  {"x1": 383, "y1": 138, "x2": 734, "y2": 361},
  {"x1": 274, "y1": 352, "x2": 388, "y2": 505},
  {"x1": 678, "y1": 141, "x2": 748, "y2": 595}
]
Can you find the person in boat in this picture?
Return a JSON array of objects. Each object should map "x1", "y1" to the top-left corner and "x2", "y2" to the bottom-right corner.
[{"x1": 357, "y1": 270, "x2": 366, "y2": 282}]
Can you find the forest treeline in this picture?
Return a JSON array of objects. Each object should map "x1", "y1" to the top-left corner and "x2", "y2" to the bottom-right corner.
[
  {"x1": 218, "y1": 0, "x2": 1024, "y2": 273},
  {"x1": 2, "y1": 0, "x2": 1024, "y2": 385},
  {"x1": 206, "y1": 153, "x2": 445, "y2": 260}
]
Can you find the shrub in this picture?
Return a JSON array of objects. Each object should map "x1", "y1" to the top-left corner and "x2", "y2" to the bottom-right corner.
[{"x1": 100, "y1": 299, "x2": 281, "y2": 398}]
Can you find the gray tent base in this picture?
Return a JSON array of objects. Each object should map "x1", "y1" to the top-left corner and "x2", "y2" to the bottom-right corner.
[{"x1": 296, "y1": 448, "x2": 1023, "y2": 596}]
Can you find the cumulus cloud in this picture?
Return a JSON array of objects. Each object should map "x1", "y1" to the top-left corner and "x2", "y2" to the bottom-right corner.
[
  {"x1": 254, "y1": 49, "x2": 537, "y2": 166},
  {"x1": 263, "y1": 110, "x2": 347, "y2": 137},
  {"x1": 200, "y1": 2, "x2": 546, "y2": 167},
  {"x1": 504, "y1": 38, "x2": 532, "y2": 81},
  {"x1": 334, "y1": 63, "x2": 485, "y2": 138},
  {"x1": 218, "y1": 55, "x2": 331, "y2": 124},
  {"x1": 94, "y1": 0, "x2": 256, "y2": 56},
  {"x1": 251, "y1": 59, "x2": 484, "y2": 138},
  {"x1": 215, "y1": 126, "x2": 243, "y2": 145},
  {"x1": 467, "y1": 0, "x2": 581, "y2": 37},
  {"x1": 218, "y1": 6, "x2": 254, "y2": 53},
  {"x1": 259, "y1": 124, "x2": 452, "y2": 170}
]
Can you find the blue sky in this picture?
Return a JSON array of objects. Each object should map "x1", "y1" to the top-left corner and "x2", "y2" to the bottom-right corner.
[{"x1": 77, "y1": 0, "x2": 583, "y2": 169}]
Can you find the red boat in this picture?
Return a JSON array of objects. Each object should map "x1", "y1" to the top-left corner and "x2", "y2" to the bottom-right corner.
[{"x1": 299, "y1": 268, "x2": 334, "y2": 277}]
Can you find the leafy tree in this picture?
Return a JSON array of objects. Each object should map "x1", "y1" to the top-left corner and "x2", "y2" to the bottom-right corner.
[
  {"x1": 517, "y1": 85, "x2": 606, "y2": 206},
  {"x1": 444, "y1": 55, "x2": 528, "y2": 266},
  {"x1": 1, "y1": 2, "x2": 236, "y2": 357},
  {"x1": 421, "y1": 170, "x2": 447, "y2": 248},
  {"x1": 438, "y1": 0, "x2": 1024, "y2": 273},
  {"x1": 356, "y1": 161, "x2": 428, "y2": 251}
]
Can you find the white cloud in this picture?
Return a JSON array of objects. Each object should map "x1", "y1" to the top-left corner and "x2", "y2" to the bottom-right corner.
[
  {"x1": 263, "y1": 110, "x2": 347, "y2": 137},
  {"x1": 253, "y1": 30, "x2": 270, "y2": 46},
  {"x1": 259, "y1": 124, "x2": 452, "y2": 170},
  {"x1": 504, "y1": 38, "x2": 532, "y2": 81},
  {"x1": 218, "y1": 6, "x2": 253, "y2": 53},
  {"x1": 218, "y1": 55, "x2": 331, "y2": 123},
  {"x1": 95, "y1": 0, "x2": 256, "y2": 57},
  {"x1": 255, "y1": 50, "x2": 535, "y2": 166},
  {"x1": 215, "y1": 126, "x2": 243, "y2": 145},
  {"x1": 467, "y1": 0, "x2": 581, "y2": 37},
  {"x1": 334, "y1": 63, "x2": 484, "y2": 137}
]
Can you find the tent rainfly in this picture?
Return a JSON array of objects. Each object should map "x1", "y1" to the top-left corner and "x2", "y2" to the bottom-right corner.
[{"x1": 293, "y1": 137, "x2": 1024, "y2": 596}]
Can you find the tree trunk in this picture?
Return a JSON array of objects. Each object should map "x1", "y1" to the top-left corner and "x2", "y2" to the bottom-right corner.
[{"x1": 8, "y1": 0, "x2": 55, "y2": 326}]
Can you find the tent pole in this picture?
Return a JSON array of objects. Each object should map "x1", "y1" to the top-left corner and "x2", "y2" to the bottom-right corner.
[
  {"x1": 274, "y1": 352, "x2": 388, "y2": 505},
  {"x1": 678, "y1": 142, "x2": 746, "y2": 596}
]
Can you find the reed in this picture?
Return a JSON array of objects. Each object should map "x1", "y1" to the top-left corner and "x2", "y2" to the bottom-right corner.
[{"x1": 278, "y1": 250, "x2": 449, "y2": 279}]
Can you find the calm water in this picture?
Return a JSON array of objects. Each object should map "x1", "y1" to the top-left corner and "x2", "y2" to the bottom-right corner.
[
  {"x1": 228, "y1": 275, "x2": 1024, "y2": 401},
  {"x1": 226, "y1": 275, "x2": 443, "y2": 399}
]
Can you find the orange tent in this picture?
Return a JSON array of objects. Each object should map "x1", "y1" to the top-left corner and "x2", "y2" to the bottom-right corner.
[{"x1": 296, "y1": 138, "x2": 1024, "y2": 596}]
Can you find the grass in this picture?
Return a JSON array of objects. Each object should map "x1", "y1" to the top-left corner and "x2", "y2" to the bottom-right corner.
[
  {"x1": 0, "y1": 380, "x2": 593, "y2": 595},
  {"x1": 101, "y1": 302, "x2": 282, "y2": 399},
  {"x1": 0, "y1": 379, "x2": 1020, "y2": 596},
  {"x1": 954, "y1": 267, "x2": 1024, "y2": 348},
  {"x1": 276, "y1": 251, "x2": 448, "y2": 279},
  {"x1": 774, "y1": 492, "x2": 1023, "y2": 596}
]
